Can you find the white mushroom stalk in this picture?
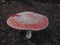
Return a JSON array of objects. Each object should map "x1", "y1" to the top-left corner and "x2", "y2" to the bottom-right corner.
[{"x1": 26, "y1": 30, "x2": 32, "y2": 39}]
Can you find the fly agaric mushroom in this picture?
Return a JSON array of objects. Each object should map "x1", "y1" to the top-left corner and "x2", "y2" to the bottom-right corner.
[{"x1": 7, "y1": 12, "x2": 49, "y2": 39}]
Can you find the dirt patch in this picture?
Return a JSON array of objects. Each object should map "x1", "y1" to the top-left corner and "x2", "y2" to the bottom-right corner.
[{"x1": 0, "y1": 1, "x2": 60, "y2": 45}]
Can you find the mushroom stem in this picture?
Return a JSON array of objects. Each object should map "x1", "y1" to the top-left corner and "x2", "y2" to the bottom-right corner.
[{"x1": 26, "y1": 30, "x2": 32, "y2": 39}]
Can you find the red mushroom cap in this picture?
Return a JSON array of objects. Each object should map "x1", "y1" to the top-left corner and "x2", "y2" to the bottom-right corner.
[{"x1": 7, "y1": 12, "x2": 49, "y2": 31}]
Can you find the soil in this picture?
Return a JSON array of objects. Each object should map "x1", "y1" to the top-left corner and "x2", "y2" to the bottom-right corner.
[{"x1": 0, "y1": 1, "x2": 60, "y2": 45}]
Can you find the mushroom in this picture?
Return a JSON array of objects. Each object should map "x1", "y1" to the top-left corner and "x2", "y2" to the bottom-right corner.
[{"x1": 7, "y1": 12, "x2": 49, "y2": 39}]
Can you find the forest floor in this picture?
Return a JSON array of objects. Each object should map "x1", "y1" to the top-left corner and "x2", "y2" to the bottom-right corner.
[{"x1": 0, "y1": 1, "x2": 60, "y2": 45}]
